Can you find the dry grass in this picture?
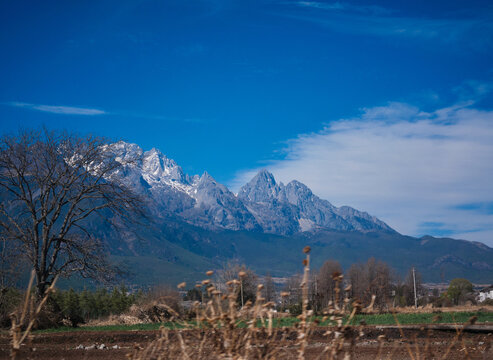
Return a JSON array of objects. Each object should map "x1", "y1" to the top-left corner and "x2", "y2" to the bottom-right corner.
[
  {"x1": 84, "y1": 302, "x2": 181, "y2": 327},
  {"x1": 129, "y1": 248, "x2": 488, "y2": 360},
  {"x1": 131, "y1": 248, "x2": 378, "y2": 360},
  {"x1": 9, "y1": 270, "x2": 58, "y2": 360}
]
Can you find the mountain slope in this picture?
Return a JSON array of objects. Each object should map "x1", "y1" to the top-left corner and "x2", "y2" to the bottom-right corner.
[{"x1": 107, "y1": 219, "x2": 493, "y2": 285}]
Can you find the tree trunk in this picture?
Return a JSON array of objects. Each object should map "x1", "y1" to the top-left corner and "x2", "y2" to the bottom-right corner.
[{"x1": 36, "y1": 272, "x2": 49, "y2": 297}]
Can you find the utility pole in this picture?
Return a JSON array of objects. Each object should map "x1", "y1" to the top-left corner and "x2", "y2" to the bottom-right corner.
[{"x1": 413, "y1": 267, "x2": 418, "y2": 309}]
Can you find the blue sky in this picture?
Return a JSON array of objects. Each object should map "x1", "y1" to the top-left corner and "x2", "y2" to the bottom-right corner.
[{"x1": 1, "y1": 1, "x2": 493, "y2": 245}]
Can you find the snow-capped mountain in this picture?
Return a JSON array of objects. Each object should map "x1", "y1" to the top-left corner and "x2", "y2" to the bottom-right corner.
[
  {"x1": 107, "y1": 141, "x2": 394, "y2": 235},
  {"x1": 237, "y1": 169, "x2": 393, "y2": 234}
]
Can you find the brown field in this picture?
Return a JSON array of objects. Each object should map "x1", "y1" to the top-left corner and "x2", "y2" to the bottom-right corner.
[{"x1": 1, "y1": 326, "x2": 491, "y2": 360}]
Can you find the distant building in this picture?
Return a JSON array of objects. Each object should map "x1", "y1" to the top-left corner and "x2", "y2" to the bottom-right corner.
[{"x1": 477, "y1": 285, "x2": 493, "y2": 302}]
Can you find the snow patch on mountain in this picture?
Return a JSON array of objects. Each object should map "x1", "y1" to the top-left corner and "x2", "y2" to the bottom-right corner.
[{"x1": 298, "y1": 218, "x2": 316, "y2": 232}]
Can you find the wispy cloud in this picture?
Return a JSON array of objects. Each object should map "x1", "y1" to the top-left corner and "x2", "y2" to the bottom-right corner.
[
  {"x1": 174, "y1": 43, "x2": 206, "y2": 56},
  {"x1": 4, "y1": 101, "x2": 209, "y2": 124},
  {"x1": 295, "y1": 1, "x2": 393, "y2": 15},
  {"x1": 278, "y1": 1, "x2": 493, "y2": 45},
  {"x1": 6, "y1": 102, "x2": 107, "y2": 116},
  {"x1": 296, "y1": 1, "x2": 344, "y2": 11},
  {"x1": 231, "y1": 92, "x2": 493, "y2": 246}
]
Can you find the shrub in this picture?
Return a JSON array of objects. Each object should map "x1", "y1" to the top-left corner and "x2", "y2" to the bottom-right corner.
[
  {"x1": 62, "y1": 289, "x2": 84, "y2": 327},
  {"x1": 433, "y1": 293, "x2": 452, "y2": 308},
  {"x1": 447, "y1": 278, "x2": 473, "y2": 305},
  {"x1": 47, "y1": 285, "x2": 140, "y2": 327},
  {"x1": 286, "y1": 302, "x2": 302, "y2": 316},
  {"x1": 480, "y1": 298, "x2": 493, "y2": 306},
  {"x1": 139, "y1": 285, "x2": 183, "y2": 317},
  {"x1": 0, "y1": 287, "x2": 22, "y2": 327}
]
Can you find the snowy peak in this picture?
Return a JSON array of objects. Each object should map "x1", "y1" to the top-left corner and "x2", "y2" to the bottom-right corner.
[
  {"x1": 199, "y1": 171, "x2": 214, "y2": 183},
  {"x1": 284, "y1": 180, "x2": 317, "y2": 207},
  {"x1": 103, "y1": 141, "x2": 194, "y2": 196},
  {"x1": 257, "y1": 168, "x2": 276, "y2": 182},
  {"x1": 142, "y1": 148, "x2": 188, "y2": 186},
  {"x1": 108, "y1": 141, "x2": 144, "y2": 161},
  {"x1": 238, "y1": 169, "x2": 283, "y2": 203}
]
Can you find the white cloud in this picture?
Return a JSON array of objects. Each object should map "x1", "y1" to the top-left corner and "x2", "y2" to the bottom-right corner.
[
  {"x1": 231, "y1": 101, "x2": 493, "y2": 246},
  {"x1": 8, "y1": 102, "x2": 106, "y2": 115}
]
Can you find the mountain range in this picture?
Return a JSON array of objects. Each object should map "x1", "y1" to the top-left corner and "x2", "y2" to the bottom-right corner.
[
  {"x1": 74, "y1": 141, "x2": 493, "y2": 287},
  {"x1": 107, "y1": 141, "x2": 393, "y2": 236}
]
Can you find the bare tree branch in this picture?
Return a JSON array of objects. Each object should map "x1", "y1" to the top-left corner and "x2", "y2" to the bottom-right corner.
[{"x1": 0, "y1": 129, "x2": 144, "y2": 295}]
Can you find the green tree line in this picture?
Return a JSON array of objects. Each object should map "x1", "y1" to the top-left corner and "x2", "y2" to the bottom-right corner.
[{"x1": 49, "y1": 285, "x2": 142, "y2": 326}]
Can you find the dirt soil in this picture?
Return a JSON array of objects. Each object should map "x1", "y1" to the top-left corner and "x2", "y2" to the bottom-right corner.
[{"x1": 0, "y1": 327, "x2": 491, "y2": 359}]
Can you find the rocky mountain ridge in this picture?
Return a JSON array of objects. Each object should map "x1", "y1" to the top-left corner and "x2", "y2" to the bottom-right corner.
[{"x1": 107, "y1": 141, "x2": 394, "y2": 235}]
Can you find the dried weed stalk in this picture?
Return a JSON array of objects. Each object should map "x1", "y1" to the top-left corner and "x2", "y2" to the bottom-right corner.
[
  {"x1": 7, "y1": 250, "x2": 488, "y2": 360},
  {"x1": 131, "y1": 247, "x2": 489, "y2": 360},
  {"x1": 9, "y1": 270, "x2": 58, "y2": 360},
  {"x1": 131, "y1": 247, "x2": 368, "y2": 360}
]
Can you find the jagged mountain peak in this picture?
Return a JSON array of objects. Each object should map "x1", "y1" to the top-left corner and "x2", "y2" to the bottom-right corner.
[
  {"x1": 284, "y1": 180, "x2": 316, "y2": 205},
  {"x1": 200, "y1": 171, "x2": 214, "y2": 181},
  {"x1": 287, "y1": 179, "x2": 305, "y2": 186},
  {"x1": 256, "y1": 168, "x2": 276, "y2": 181},
  {"x1": 238, "y1": 169, "x2": 283, "y2": 203},
  {"x1": 248, "y1": 169, "x2": 278, "y2": 185},
  {"x1": 146, "y1": 146, "x2": 163, "y2": 155},
  {"x1": 143, "y1": 147, "x2": 178, "y2": 170},
  {"x1": 106, "y1": 141, "x2": 143, "y2": 160},
  {"x1": 285, "y1": 179, "x2": 312, "y2": 195},
  {"x1": 142, "y1": 147, "x2": 187, "y2": 185}
]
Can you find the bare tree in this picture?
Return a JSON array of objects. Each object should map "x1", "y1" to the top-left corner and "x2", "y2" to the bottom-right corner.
[
  {"x1": 316, "y1": 259, "x2": 342, "y2": 309},
  {"x1": 0, "y1": 235, "x2": 24, "y2": 290},
  {"x1": 348, "y1": 258, "x2": 393, "y2": 309},
  {"x1": 282, "y1": 273, "x2": 302, "y2": 312},
  {"x1": 215, "y1": 260, "x2": 258, "y2": 305},
  {"x1": 0, "y1": 129, "x2": 143, "y2": 295}
]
